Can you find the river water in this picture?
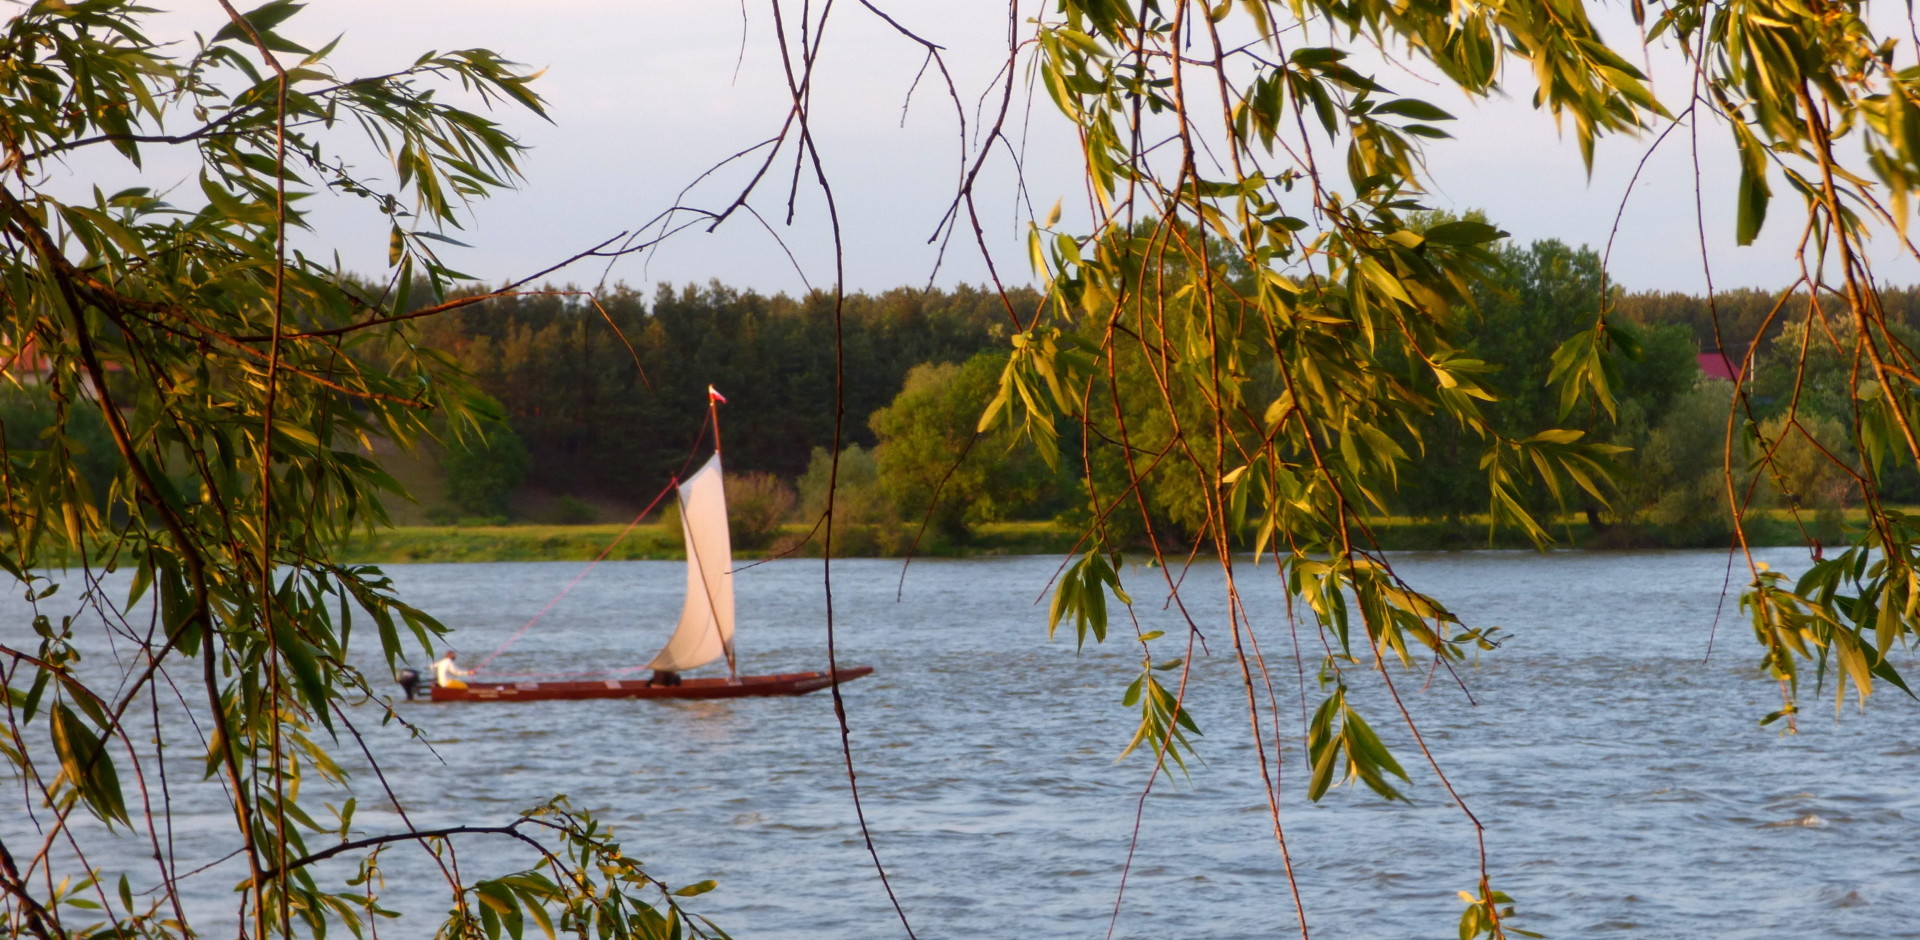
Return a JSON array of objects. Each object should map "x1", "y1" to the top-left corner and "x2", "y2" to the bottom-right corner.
[{"x1": 5, "y1": 549, "x2": 1918, "y2": 938}]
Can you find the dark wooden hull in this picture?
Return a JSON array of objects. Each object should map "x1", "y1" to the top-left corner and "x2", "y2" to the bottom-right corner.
[{"x1": 427, "y1": 666, "x2": 873, "y2": 702}]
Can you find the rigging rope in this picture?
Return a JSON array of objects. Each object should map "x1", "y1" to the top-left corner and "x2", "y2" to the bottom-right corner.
[
  {"x1": 470, "y1": 481, "x2": 676, "y2": 672},
  {"x1": 470, "y1": 417, "x2": 716, "y2": 673},
  {"x1": 455, "y1": 664, "x2": 652, "y2": 680}
]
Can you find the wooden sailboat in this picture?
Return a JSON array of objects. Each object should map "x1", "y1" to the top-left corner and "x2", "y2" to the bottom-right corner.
[{"x1": 426, "y1": 393, "x2": 872, "y2": 702}]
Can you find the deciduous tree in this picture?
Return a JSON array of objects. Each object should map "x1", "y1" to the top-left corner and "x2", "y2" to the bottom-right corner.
[
  {"x1": 0, "y1": 3, "x2": 717, "y2": 937},
  {"x1": 874, "y1": 0, "x2": 1920, "y2": 934},
  {"x1": 871, "y1": 353, "x2": 1066, "y2": 544}
]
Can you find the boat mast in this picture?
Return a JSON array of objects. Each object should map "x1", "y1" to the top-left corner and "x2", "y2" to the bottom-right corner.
[{"x1": 708, "y1": 386, "x2": 738, "y2": 683}]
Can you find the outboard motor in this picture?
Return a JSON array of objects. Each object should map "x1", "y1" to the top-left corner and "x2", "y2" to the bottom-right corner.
[{"x1": 397, "y1": 668, "x2": 423, "y2": 700}]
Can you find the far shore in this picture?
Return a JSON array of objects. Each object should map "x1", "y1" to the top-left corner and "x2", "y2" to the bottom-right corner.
[{"x1": 338, "y1": 511, "x2": 1851, "y2": 565}]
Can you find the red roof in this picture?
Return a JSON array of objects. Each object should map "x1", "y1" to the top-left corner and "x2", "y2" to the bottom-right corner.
[
  {"x1": 2, "y1": 336, "x2": 53, "y2": 378},
  {"x1": 3, "y1": 336, "x2": 122, "y2": 382},
  {"x1": 1698, "y1": 352, "x2": 1741, "y2": 382}
]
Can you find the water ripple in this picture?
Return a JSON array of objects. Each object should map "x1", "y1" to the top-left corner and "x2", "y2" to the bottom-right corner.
[{"x1": 7, "y1": 550, "x2": 1919, "y2": 938}]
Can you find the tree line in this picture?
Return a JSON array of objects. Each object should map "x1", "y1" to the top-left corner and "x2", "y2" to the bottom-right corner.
[
  {"x1": 392, "y1": 281, "x2": 1034, "y2": 504},
  {"x1": 4, "y1": 235, "x2": 1890, "y2": 547},
  {"x1": 10, "y1": 2, "x2": 1917, "y2": 935},
  {"x1": 377, "y1": 239, "x2": 1920, "y2": 548},
  {"x1": 1616, "y1": 285, "x2": 1920, "y2": 363}
]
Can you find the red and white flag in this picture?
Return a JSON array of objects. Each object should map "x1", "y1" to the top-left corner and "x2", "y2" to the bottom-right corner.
[{"x1": 708, "y1": 385, "x2": 727, "y2": 404}]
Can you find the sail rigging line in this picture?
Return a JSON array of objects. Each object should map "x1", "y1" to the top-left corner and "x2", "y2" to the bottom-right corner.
[
  {"x1": 703, "y1": 390, "x2": 738, "y2": 681},
  {"x1": 471, "y1": 410, "x2": 720, "y2": 672},
  {"x1": 470, "y1": 479, "x2": 679, "y2": 672},
  {"x1": 456, "y1": 665, "x2": 653, "y2": 680}
]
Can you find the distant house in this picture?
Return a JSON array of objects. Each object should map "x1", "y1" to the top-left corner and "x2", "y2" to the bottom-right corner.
[
  {"x1": 3, "y1": 336, "x2": 120, "y2": 392},
  {"x1": 3, "y1": 336, "x2": 57, "y2": 385},
  {"x1": 1698, "y1": 351, "x2": 1741, "y2": 382}
]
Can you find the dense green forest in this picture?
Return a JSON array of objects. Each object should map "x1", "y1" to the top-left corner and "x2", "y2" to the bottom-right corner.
[
  {"x1": 1614, "y1": 284, "x2": 1920, "y2": 362},
  {"x1": 405, "y1": 282, "x2": 1038, "y2": 490},
  {"x1": 339, "y1": 238, "x2": 1905, "y2": 550},
  {"x1": 8, "y1": 235, "x2": 1893, "y2": 548},
  {"x1": 49, "y1": 237, "x2": 1884, "y2": 548},
  {"x1": 333, "y1": 237, "x2": 1920, "y2": 548}
]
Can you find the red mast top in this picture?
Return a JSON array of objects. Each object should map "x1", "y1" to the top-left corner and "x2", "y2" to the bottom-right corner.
[{"x1": 707, "y1": 385, "x2": 727, "y2": 455}]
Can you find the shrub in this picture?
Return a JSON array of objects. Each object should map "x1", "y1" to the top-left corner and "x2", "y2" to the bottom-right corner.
[
  {"x1": 726, "y1": 472, "x2": 796, "y2": 551},
  {"x1": 795, "y1": 444, "x2": 892, "y2": 526},
  {"x1": 550, "y1": 495, "x2": 598, "y2": 525},
  {"x1": 443, "y1": 397, "x2": 530, "y2": 519}
]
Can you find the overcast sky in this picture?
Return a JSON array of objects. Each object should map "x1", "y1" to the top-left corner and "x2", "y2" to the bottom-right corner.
[{"x1": 123, "y1": 2, "x2": 1920, "y2": 299}]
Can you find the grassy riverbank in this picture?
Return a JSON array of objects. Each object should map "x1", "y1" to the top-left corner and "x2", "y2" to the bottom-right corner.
[
  {"x1": 339, "y1": 520, "x2": 1084, "y2": 564},
  {"x1": 337, "y1": 512, "x2": 1849, "y2": 564}
]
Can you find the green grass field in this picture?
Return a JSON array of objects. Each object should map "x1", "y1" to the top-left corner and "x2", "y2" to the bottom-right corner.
[{"x1": 343, "y1": 523, "x2": 686, "y2": 563}]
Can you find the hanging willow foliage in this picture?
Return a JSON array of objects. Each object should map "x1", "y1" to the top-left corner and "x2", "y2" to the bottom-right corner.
[
  {"x1": 934, "y1": 0, "x2": 1920, "y2": 936},
  {"x1": 10, "y1": 0, "x2": 1920, "y2": 937},
  {"x1": 0, "y1": 3, "x2": 725, "y2": 938}
]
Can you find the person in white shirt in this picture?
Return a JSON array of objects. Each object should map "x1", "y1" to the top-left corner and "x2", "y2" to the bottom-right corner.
[{"x1": 432, "y1": 650, "x2": 471, "y2": 689}]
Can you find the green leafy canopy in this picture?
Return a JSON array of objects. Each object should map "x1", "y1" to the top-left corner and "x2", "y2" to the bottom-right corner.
[{"x1": 0, "y1": 3, "x2": 715, "y2": 938}]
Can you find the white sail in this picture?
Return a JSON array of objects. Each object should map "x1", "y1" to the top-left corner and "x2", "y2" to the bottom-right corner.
[{"x1": 646, "y1": 455, "x2": 735, "y2": 672}]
